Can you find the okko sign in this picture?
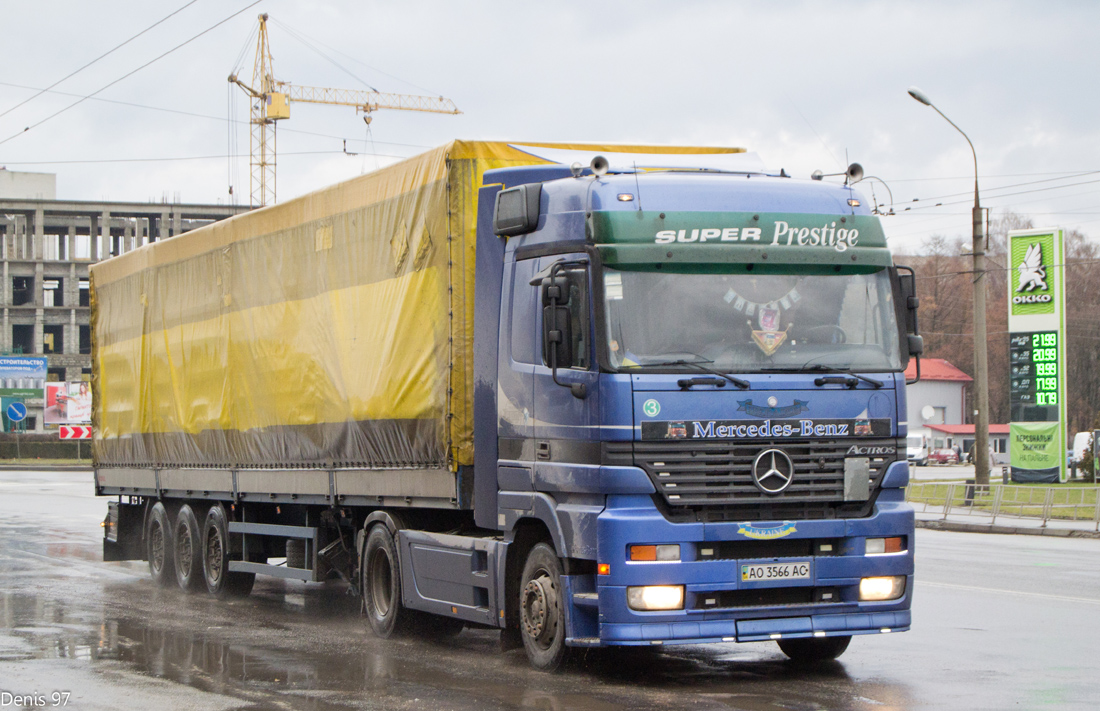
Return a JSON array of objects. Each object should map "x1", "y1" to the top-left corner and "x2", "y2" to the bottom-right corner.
[{"x1": 1007, "y1": 228, "x2": 1066, "y2": 483}]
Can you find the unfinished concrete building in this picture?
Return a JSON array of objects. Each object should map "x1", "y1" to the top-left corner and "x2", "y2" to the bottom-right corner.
[{"x1": 1, "y1": 170, "x2": 249, "y2": 432}]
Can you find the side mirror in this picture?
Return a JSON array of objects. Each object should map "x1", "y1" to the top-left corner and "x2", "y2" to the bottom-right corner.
[
  {"x1": 538, "y1": 268, "x2": 587, "y2": 399},
  {"x1": 895, "y1": 266, "x2": 922, "y2": 384},
  {"x1": 898, "y1": 272, "x2": 919, "y2": 336},
  {"x1": 493, "y1": 184, "x2": 542, "y2": 236}
]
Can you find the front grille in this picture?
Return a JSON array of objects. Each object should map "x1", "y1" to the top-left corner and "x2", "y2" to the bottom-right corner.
[
  {"x1": 697, "y1": 538, "x2": 842, "y2": 561},
  {"x1": 693, "y1": 586, "x2": 842, "y2": 610},
  {"x1": 607, "y1": 438, "x2": 900, "y2": 522}
]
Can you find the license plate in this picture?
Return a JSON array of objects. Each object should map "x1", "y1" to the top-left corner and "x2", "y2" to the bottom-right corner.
[{"x1": 740, "y1": 561, "x2": 812, "y2": 582}]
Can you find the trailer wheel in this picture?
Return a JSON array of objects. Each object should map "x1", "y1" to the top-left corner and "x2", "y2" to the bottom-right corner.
[
  {"x1": 777, "y1": 635, "x2": 852, "y2": 662},
  {"x1": 146, "y1": 502, "x2": 175, "y2": 588},
  {"x1": 361, "y1": 524, "x2": 416, "y2": 638},
  {"x1": 519, "y1": 543, "x2": 569, "y2": 671},
  {"x1": 173, "y1": 504, "x2": 204, "y2": 592},
  {"x1": 202, "y1": 504, "x2": 255, "y2": 597}
]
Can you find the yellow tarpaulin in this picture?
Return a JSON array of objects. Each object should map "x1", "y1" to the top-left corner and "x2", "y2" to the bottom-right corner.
[{"x1": 91, "y1": 140, "x2": 744, "y2": 469}]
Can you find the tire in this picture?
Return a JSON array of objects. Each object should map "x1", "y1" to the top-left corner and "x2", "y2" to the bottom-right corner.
[
  {"x1": 174, "y1": 504, "x2": 204, "y2": 592},
  {"x1": 146, "y1": 501, "x2": 175, "y2": 588},
  {"x1": 777, "y1": 635, "x2": 851, "y2": 662},
  {"x1": 361, "y1": 524, "x2": 416, "y2": 638},
  {"x1": 519, "y1": 542, "x2": 570, "y2": 672},
  {"x1": 202, "y1": 504, "x2": 255, "y2": 597}
]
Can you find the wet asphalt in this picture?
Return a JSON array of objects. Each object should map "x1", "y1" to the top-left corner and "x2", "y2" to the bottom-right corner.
[{"x1": 1, "y1": 469, "x2": 1098, "y2": 711}]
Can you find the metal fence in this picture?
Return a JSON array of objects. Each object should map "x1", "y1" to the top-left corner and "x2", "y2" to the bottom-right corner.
[{"x1": 906, "y1": 482, "x2": 1100, "y2": 531}]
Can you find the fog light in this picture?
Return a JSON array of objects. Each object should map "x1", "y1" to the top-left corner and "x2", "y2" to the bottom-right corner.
[
  {"x1": 866, "y1": 537, "x2": 906, "y2": 555},
  {"x1": 859, "y1": 576, "x2": 906, "y2": 601},
  {"x1": 627, "y1": 585, "x2": 684, "y2": 611},
  {"x1": 629, "y1": 544, "x2": 680, "y2": 562}
]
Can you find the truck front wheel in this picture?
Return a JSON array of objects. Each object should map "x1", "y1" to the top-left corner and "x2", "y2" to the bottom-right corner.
[
  {"x1": 519, "y1": 543, "x2": 569, "y2": 671},
  {"x1": 146, "y1": 502, "x2": 175, "y2": 588},
  {"x1": 777, "y1": 635, "x2": 851, "y2": 662},
  {"x1": 202, "y1": 504, "x2": 255, "y2": 597},
  {"x1": 362, "y1": 524, "x2": 415, "y2": 637}
]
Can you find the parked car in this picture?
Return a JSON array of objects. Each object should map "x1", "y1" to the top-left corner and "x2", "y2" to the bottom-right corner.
[{"x1": 928, "y1": 448, "x2": 959, "y2": 465}]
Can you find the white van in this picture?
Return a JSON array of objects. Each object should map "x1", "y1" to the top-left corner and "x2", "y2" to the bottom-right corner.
[
  {"x1": 907, "y1": 433, "x2": 929, "y2": 467},
  {"x1": 1071, "y1": 431, "x2": 1093, "y2": 465}
]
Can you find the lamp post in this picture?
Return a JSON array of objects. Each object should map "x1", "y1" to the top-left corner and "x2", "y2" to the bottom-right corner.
[{"x1": 908, "y1": 86, "x2": 990, "y2": 486}]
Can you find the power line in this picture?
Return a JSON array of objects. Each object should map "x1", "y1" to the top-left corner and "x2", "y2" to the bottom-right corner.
[
  {"x1": 266, "y1": 17, "x2": 445, "y2": 98},
  {"x1": 0, "y1": 0, "x2": 200, "y2": 122},
  {"x1": 269, "y1": 18, "x2": 380, "y2": 93},
  {"x1": 900, "y1": 176, "x2": 1100, "y2": 213},
  {"x1": 0, "y1": 80, "x2": 432, "y2": 150},
  {"x1": 0, "y1": 0, "x2": 264, "y2": 148},
  {"x1": 0, "y1": 149, "x2": 411, "y2": 166},
  {"x1": 894, "y1": 170, "x2": 1100, "y2": 206}
]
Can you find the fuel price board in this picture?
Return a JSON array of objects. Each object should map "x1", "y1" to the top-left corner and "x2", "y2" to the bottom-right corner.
[{"x1": 1010, "y1": 331, "x2": 1060, "y2": 422}]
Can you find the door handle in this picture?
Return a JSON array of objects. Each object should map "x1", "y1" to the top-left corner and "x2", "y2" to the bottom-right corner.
[{"x1": 536, "y1": 441, "x2": 551, "y2": 461}]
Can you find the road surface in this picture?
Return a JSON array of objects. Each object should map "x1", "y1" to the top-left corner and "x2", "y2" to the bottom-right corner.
[{"x1": 1, "y1": 469, "x2": 1098, "y2": 710}]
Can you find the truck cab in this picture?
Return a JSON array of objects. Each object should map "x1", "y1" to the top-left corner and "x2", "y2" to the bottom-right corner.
[{"x1": 466, "y1": 155, "x2": 919, "y2": 668}]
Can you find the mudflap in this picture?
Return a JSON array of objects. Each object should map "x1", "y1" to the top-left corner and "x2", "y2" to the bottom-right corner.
[{"x1": 102, "y1": 501, "x2": 146, "y2": 562}]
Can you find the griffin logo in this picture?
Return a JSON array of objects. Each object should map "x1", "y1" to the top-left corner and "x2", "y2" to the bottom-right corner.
[{"x1": 1017, "y1": 243, "x2": 1048, "y2": 293}]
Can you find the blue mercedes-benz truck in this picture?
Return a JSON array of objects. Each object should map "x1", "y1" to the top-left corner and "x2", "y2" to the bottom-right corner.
[{"x1": 95, "y1": 142, "x2": 919, "y2": 671}]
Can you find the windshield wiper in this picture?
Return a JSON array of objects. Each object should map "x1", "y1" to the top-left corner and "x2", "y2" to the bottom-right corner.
[
  {"x1": 803, "y1": 364, "x2": 883, "y2": 389},
  {"x1": 631, "y1": 357, "x2": 749, "y2": 389}
]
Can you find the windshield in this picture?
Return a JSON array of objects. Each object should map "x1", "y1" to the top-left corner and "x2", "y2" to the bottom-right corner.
[
  {"x1": 907, "y1": 435, "x2": 924, "y2": 448},
  {"x1": 603, "y1": 268, "x2": 901, "y2": 373}
]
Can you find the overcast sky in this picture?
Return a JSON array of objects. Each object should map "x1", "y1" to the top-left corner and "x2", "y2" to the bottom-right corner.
[{"x1": 1, "y1": 0, "x2": 1097, "y2": 254}]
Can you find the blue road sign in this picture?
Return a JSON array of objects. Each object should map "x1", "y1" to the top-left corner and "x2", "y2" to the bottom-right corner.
[{"x1": 7, "y1": 401, "x2": 27, "y2": 422}]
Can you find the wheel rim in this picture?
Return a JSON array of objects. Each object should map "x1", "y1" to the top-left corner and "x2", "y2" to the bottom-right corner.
[
  {"x1": 150, "y1": 522, "x2": 165, "y2": 573},
  {"x1": 521, "y1": 573, "x2": 558, "y2": 649},
  {"x1": 176, "y1": 522, "x2": 192, "y2": 575},
  {"x1": 368, "y1": 547, "x2": 393, "y2": 617},
  {"x1": 205, "y1": 523, "x2": 223, "y2": 586}
]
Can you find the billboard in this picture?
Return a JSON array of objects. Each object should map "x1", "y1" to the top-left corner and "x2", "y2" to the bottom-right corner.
[
  {"x1": 1007, "y1": 228, "x2": 1066, "y2": 483},
  {"x1": 44, "y1": 381, "x2": 92, "y2": 425},
  {"x1": 0, "y1": 356, "x2": 47, "y2": 399}
]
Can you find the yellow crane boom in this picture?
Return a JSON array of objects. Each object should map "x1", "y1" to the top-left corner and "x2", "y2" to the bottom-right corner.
[{"x1": 229, "y1": 14, "x2": 460, "y2": 207}]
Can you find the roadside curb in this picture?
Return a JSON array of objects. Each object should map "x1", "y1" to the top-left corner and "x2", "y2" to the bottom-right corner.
[
  {"x1": 916, "y1": 518, "x2": 1100, "y2": 539},
  {"x1": 0, "y1": 464, "x2": 91, "y2": 471}
]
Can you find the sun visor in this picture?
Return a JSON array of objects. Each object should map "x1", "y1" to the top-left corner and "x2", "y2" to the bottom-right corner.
[{"x1": 508, "y1": 144, "x2": 767, "y2": 174}]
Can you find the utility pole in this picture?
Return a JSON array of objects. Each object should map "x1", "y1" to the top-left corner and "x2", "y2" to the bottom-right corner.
[{"x1": 909, "y1": 86, "x2": 990, "y2": 486}]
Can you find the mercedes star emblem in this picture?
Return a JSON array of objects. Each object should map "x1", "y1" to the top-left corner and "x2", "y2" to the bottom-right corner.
[{"x1": 752, "y1": 448, "x2": 795, "y2": 495}]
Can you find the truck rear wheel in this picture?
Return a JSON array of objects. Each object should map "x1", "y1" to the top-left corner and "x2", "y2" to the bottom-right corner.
[
  {"x1": 519, "y1": 543, "x2": 569, "y2": 671},
  {"x1": 146, "y1": 502, "x2": 175, "y2": 588},
  {"x1": 173, "y1": 504, "x2": 204, "y2": 592},
  {"x1": 777, "y1": 635, "x2": 851, "y2": 662},
  {"x1": 361, "y1": 524, "x2": 417, "y2": 637},
  {"x1": 202, "y1": 504, "x2": 255, "y2": 597}
]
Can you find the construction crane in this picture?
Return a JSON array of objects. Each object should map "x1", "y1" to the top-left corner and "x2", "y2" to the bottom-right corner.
[{"x1": 229, "y1": 13, "x2": 460, "y2": 207}]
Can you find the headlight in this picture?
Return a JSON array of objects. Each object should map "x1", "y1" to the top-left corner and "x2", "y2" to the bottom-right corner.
[
  {"x1": 859, "y1": 576, "x2": 906, "y2": 601},
  {"x1": 627, "y1": 585, "x2": 684, "y2": 611}
]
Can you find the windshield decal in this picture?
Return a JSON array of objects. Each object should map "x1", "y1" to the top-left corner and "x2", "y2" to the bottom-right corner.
[{"x1": 641, "y1": 418, "x2": 890, "y2": 441}]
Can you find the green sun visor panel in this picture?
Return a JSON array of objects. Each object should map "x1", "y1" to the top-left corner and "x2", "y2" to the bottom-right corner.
[{"x1": 590, "y1": 211, "x2": 892, "y2": 273}]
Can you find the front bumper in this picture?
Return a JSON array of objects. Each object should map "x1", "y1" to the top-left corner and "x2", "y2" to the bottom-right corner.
[{"x1": 572, "y1": 487, "x2": 914, "y2": 646}]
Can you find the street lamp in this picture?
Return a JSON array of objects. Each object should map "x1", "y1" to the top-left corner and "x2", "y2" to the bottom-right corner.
[{"x1": 908, "y1": 86, "x2": 990, "y2": 486}]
